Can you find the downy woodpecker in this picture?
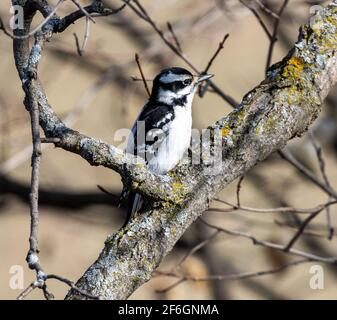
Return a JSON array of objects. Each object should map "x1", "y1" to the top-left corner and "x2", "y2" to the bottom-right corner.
[{"x1": 121, "y1": 67, "x2": 213, "y2": 226}]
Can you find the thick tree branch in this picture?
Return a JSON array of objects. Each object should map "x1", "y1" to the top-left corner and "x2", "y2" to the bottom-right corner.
[{"x1": 66, "y1": 3, "x2": 337, "y2": 299}]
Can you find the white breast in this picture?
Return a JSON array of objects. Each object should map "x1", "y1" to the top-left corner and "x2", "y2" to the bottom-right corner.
[{"x1": 148, "y1": 104, "x2": 192, "y2": 174}]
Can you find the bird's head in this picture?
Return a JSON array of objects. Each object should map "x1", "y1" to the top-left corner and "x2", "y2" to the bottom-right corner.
[{"x1": 150, "y1": 67, "x2": 213, "y2": 106}]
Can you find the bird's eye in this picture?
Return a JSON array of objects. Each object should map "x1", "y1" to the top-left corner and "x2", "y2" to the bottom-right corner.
[{"x1": 183, "y1": 79, "x2": 192, "y2": 86}]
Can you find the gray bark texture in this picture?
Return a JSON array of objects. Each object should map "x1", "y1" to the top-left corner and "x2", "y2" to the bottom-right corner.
[{"x1": 11, "y1": 0, "x2": 337, "y2": 300}]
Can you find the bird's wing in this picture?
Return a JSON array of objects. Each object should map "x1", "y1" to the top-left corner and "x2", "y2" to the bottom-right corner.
[
  {"x1": 121, "y1": 102, "x2": 174, "y2": 224},
  {"x1": 126, "y1": 102, "x2": 174, "y2": 163}
]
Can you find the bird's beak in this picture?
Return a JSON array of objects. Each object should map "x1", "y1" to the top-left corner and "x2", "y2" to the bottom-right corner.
[{"x1": 195, "y1": 74, "x2": 214, "y2": 84}]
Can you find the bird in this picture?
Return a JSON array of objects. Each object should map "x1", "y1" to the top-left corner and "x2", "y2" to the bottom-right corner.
[{"x1": 120, "y1": 67, "x2": 213, "y2": 227}]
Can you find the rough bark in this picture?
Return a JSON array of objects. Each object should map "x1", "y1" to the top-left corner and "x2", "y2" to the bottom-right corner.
[
  {"x1": 10, "y1": 0, "x2": 337, "y2": 300},
  {"x1": 66, "y1": 3, "x2": 337, "y2": 300}
]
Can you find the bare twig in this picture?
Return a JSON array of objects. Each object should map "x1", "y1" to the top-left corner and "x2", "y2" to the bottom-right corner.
[
  {"x1": 274, "y1": 220, "x2": 337, "y2": 239},
  {"x1": 54, "y1": 0, "x2": 128, "y2": 33},
  {"x1": 70, "y1": 0, "x2": 96, "y2": 23},
  {"x1": 17, "y1": 281, "x2": 41, "y2": 300},
  {"x1": 73, "y1": 16, "x2": 91, "y2": 56},
  {"x1": 131, "y1": 76, "x2": 153, "y2": 81},
  {"x1": 283, "y1": 207, "x2": 325, "y2": 252},
  {"x1": 135, "y1": 53, "x2": 151, "y2": 97},
  {"x1": 8, "y1": 0, "x2": 65, "y2": 40},
  {"x1": 198, "y1": 33, "x2": 229, "y2": 97},
  {"x1": 279, "y1": 149, "x2": 337, "y2": 200},
  {"x1": 155, "y1": 278, "x2": 186, "y2": 294},
  {"x1": 26, "y1": 92, "x2": 44, "y2": 280},
  {"x1": 204, "y1": 33, "x2": 229, "y2": 74},
  {"x1": 265, "y1": 0, "x2": 289, "y2": 72},
  {"x1": 200, "y1": 219, "x2": 337, "y2": 264},
  {"x1": 40, "y1": 137, "x2": 61, "y2": 144},
  {"x1": 309, "y1": 132, "x2": 334, "y2": 239},
  {"x1": 17, "y1": 273, "x2": 98, "y2": 300},
  {"x1": 155, "y1": 258, "x2": 310, "y2": 293},
  {"x1": 46, "y1": 274, "x2": 99, "y2": 300},
  {"x1": 212, "y1": 198, "x2": 337, "y2": 215},
  {"x1": 240, "y1": 0, "x2": 272, "y2": 39},
  {"x1": 123, "y1": 0, "x2": 238, "y2": 107},
  {"x1": 254, "y1": 0, "x2": 279, "y2": 19},
  {"x1": 236, "y1": 175, "x2": 244, "y2": 207},
  {"x1": 173, "y1": 231, "x2": 220, "y2": 272},
  {"x1": 167, "y1": 22, "x2": 182, "y2": 52}
]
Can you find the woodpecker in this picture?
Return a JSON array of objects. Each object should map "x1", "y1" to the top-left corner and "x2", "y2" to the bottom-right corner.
[{"x1": 121, "y1": 67, "x2": 213, "y2": 226}]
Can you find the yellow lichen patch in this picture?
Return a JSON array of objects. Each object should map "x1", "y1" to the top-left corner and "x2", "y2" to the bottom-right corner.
[
  {"x1": 221, "y1": 127, "x2": 230, "y2": 137},
  {"x1": 326, "y1": 15, "x2": 337, "y2": 28},
  {"x1": 236, "y1": 108, "x2": 245, "y2": 123},
  {"x1": 282, "y1": 57, "x2": 304, "y2": 81},
  {"x1": 172, "y1": 182, "x2": 184, "y2": 190},
  {"x1": 170, "y1": 181, "x2": 187, "y2": 205},
  {"x1": 263, "y1": 116, "x2": 278, "y2": 133}
]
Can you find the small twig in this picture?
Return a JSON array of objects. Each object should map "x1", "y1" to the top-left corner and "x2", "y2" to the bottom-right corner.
[
  {"x1": 155, "y1": 258, "x2": 310, "y2": 293},
  {"x1": 279, "y1": 149, "x2": 337, "y2": 200},
  {"x1": 7, "y1": 0, "x2": 65, "y2": 40},
  {"x1": 274, "y1": 220, "x2": 337, "y2": 239},
  {"x1": 73, "y1": 16, "x2": 91, "y2": 56},
  {"x1": 18, "y1": 88, "x2": 51, "y2": 299},
  {"x1": 46, "y1": 274, "x2": 99, "y2": 300},
  {"x1": 240, "y1": 0, "x2": 272, "y2": 40},
  {"x1": 200, "y1": 219, "x2": 337, "y2": 264},
  {"x1": 236, "y1": 175, "x2": 244, "y2": 208},
  {"x1": 167, "y1": 22, "x2": 182, "y2": 52},
  {"x1": 71, "y1": 0, "x2": 96, "y2": 23},
  {"x1": 212, "y1": 198, "x2": 337, "y2": 215},
  {"x1": 40, "y1": 137, "x2": 60, "y2": 143},
  {"x1": 56, "y1": 0, "x2": 128, "y2": 33},
  {"x1": 135, "y1": 53, "x2": 151, "y2": 97},
  {"x1": 309, "y1": 132, "x2": 334, "y2": 240},
  {"x1": 123, "y1": 0, "x2": 238, "y2": 107},
  {"x1": 97, "y1": 184, "x2": 117, "y2": 198},
  {"x1": 254, "y1": 0, "x2": 280, "y2": 19},
  {"x1": 82, "y1": 16, "x2": 91, "y2": 54},
  {"x1": 3, "y1": 0, "x2": 126, "y2": 40},
  {"x1": 156, "y1": 278, "x2": 186, "y2": 294},
  {"x1": 198, "y1": 33, "x2": 229, "y2": 97},
  {"x1": 309, "y1": 133, "x2": 331, "y2": 193},
  {"x1": 131, "y1": 75, "x2": 153, "y2": 82},
  {"x1": 173, "y1": 231, "x2": 220, "y2": 272},
  {"x1": 283, "y1": 207, "x2": 324, "y2": 252},
  {"x1": 265, "y1": 0, "x2": 289, "y2": 72},
  {"x1": 26, "y1": 95, "x2": 44, "y2": 278},
  {"x1": 17, "y1": 281, "x2": 41, "y2": 300},
  {"x1": 203, "y1": 33, "x2": 229, "y2": 74},
  {"x1": 73, "y1": 34, "x2": 81, "y2": 54},
  {"x1": 17, "y1": 274, "x2": 98, "y2": 300},
  {"x1": 42, "y1": 284, "x2": 54, "y2": 300}
]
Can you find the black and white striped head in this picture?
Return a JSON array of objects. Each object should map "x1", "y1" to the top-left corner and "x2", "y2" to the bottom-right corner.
[{"x1": 150, "y1": 67, "x2": 213, "y2": 106}]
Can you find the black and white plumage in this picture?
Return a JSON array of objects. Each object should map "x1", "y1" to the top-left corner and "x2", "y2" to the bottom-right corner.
[{"x1": 121, "y1": 67, "x2": 213, "y2": 226}]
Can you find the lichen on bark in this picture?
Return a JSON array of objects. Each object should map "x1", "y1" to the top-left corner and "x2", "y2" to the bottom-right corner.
[{"x1": 66, "y1": 3, "x2": 337, "y2": 300}]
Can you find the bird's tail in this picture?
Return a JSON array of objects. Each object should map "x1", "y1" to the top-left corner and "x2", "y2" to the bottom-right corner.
[{"x1": 122, "y1": 191, "x2": 143, "y2": 228}]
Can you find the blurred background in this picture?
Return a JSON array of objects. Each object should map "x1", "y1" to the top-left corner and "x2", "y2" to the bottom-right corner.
[{"x1": 1, "y1": 0, "x2": 337, "y2": 299}]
